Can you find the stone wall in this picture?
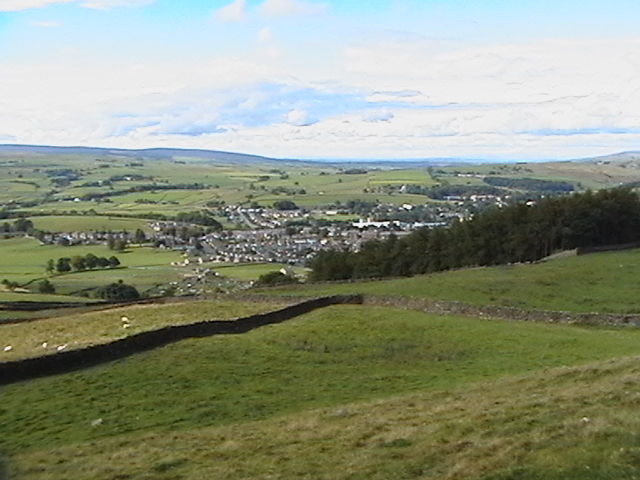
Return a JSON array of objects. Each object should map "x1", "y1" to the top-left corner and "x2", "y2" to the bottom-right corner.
[
  {"x1": 363, "y1": 295, "x2": 640, "y2": 328},
  {"x1": 0, "y1": 294, "x2": 362, "y2": 386}
]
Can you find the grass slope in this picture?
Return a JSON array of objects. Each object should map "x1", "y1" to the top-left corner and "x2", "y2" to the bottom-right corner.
[
  {"x1": 3, "y1": 305, "x2": 640, "y2": 466},
  {"x1": 0, "y1": 298, "x2": 288, "y2": 360},
  {"x1": 266, "y1": 249, "x2": 640, "y2": 313},
  {"x1": 11, "y1": 355, "x2": 640, "y2": 480}
]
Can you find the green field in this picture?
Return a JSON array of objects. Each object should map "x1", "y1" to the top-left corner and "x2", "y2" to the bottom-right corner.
[
  {"x1": 213, "y1": 262, "x2": 309, "y2": 281},
  {"x1": 9, "y1": 355, "x2": 639, "y2": 480},
  {"x1": 265, "y1": 249, "x2": 640, "y2": 314},
  {"x1": 0, "y1": 237, "x2": 182, "y2": 295},
  {"x1": 0, "y1": 298, "x2": 288, "y2": 360},
  {"x1": 28, "y1": 215, "x2": 152, "y2": 233},
  {"x1": 4, "y1": 304, "x2": 640, "y2": 479}
]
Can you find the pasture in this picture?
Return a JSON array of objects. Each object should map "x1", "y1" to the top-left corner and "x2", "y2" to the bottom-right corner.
[
  {"x1": 9, "y1": 355, "x2": 640, "y2": 480},
  {"x1": 267, "y1": 248, "x2": 640, "y2": 314},
  {"x1": 3, "y1": 304, "x2": 640, "y2": 478},
  {"x1": 0, "y1": 238, "x2": 182, "y2": 295},
  {"x1": 0, "y1": 297, "x2": 288, "y2": 360},
  {"x1": 27, "y1": 215, "x2": 151, "y2": 233},
  {"x1": 212, "y1": 262, "x2": 309, "y2": 281}
]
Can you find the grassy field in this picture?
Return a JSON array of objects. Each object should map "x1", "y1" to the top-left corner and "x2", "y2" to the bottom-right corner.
[
  {"x1": 50, "y1": 265, "x2": 184, "y2": 295},
  {"x1": 9, "y1": 355, "x2": 640, "y2": 480},
  {"x1": 0, "y1": 297, "x2": 288, "y2": 360},
  {"x1": 4, "y1": 304, "x2": 640, "y2": 478},
  {"x1": 265, "y1": 249, "x2": 640, "y2": 314},
  {"x1": 212, "y1": 262, "x2": 309, "y2": 281},
  {"x1": 0, "y1": 238, "x2": 182, "y2": 294},
  {"x1": 28, "y1": 215, "x2": 152, "y2": 233},
  {"x1": 0, "y1": 291, "x2": 94, "y2": 303}
]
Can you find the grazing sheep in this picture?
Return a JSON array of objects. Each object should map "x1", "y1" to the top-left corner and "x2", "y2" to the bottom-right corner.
[
  {"x1": 42, "y1": 342, "x2": 48, "y2": 349},
  {"x1": 56, "y1": 344, "x2": 67, "y2": 352},
  {"x1": 90, "y1": 418, "x2": 103, "y2": 427},
  {"x1": 120, "y1": 316, "x2": 130, "y2": 323},
  {"x1": 3, "y1": 345, "x2": 12, "y2": 352}
]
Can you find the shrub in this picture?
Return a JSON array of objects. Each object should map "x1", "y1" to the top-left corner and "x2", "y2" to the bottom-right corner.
[
  {"x1": 94, "y1": 280, "x2": 140, "y2": 301},
  {"x1": 255, "y1": 271, "x2": 299, "y2": 287},
  {"x1": 37, "y1": 279, "x2": 56, "y2": 294}
]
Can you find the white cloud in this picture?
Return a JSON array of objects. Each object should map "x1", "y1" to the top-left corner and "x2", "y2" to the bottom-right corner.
[
  {"x1": 286, "y1": 108, "x2": 316, "y2": 126},
  {"x1": 0, "y1": 0, "x2": 72, "y2": 11},
  {"x1": 2, "y1": 33, "x2": 640, "y2": 160},
  {"x1": 258, "y1": 0, "x2": 325, "y2": 18},
  {"x1": 0, "y1": 0, "x2": 153, "y2": 10},
  {"x1": 213, "y1": 0, "x2": 246, "y2": 22},
  {"x1": 363, "y1": 109, "x2": 394, "y2": 123}
]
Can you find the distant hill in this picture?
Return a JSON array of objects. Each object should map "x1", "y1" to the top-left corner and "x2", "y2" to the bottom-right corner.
[
  {"x1": 0, "y1": 144, "x2": 488, "y2": 167},
  {"x1": 0, "y1": 144, "x2": 287, "y2": 166},
  {"x1": 582, "y1": 151, "x2": 640, "y2": 163},
  {"x1": 2, "y1": 144, "x2": 640, "y2": 167}
]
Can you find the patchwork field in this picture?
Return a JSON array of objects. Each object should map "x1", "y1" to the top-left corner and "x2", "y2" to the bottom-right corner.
[{"x1": 0, "y1": 238, "x2": 183, "y2": 296}]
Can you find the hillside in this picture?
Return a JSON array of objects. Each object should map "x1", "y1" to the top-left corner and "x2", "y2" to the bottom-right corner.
[
  {"x1": 8, "y1": 355, "x2": 640, "y2": 480},
  {"x1": 0, "y1": 144, "x2": 284, "y2": 166},
  {"x1": 3, "y1": 302, "x2": 640, "y2": 479},
  {"x1": 266, "y1": 248, "x2": 640, "y2": 314}
]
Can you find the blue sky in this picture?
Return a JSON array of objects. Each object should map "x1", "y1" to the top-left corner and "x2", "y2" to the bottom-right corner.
[{"x1": 1, "y1": 0, "x2": 639, "y2": 159}]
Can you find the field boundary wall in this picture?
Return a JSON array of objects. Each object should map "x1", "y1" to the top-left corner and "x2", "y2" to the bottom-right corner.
[{"x1": 0, "y1": 294, "x2": 362, "y2": 386}]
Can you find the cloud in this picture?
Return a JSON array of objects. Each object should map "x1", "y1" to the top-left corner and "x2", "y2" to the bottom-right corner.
[
  {"x1": 258, "y1": 0, "x2": 325, "y2": 18},
  {"x1": 363, "y1": 109, "x2": 394, "y2": 123},
  {"x1": 0, "y1": 0, "x2": 72, "y2": 11},
  {"x1": 213, "y1": 0, "x2": 245, "y2": 22},
  {"x1": 286, "y1": 108, "x2": 316, "y2": 126},
  {"x1": 2, "y1": 33, "x2": 640, "y2": 160},
  {"x1": 0, "y1": 0, "x2": 153, "y2": 10}
]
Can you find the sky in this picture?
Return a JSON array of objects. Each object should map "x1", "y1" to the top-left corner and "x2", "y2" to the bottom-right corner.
[{"x1": 1, "y1": 0, "x2": 640, "y2": 160}]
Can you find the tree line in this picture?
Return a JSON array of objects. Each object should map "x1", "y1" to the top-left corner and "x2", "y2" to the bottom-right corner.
[
  {"x1": 46, "y1": 254, "x2": 121, "y2": 274},
  {"x1": 308, "y1": 188, "x2": 640, "y2": 281}
]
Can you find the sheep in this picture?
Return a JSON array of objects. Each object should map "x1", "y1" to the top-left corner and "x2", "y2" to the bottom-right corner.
[
  {"x1": 41, "y1": 342, "x2": 48, "y2": 349},
  {"x1": 3, "y1": 345, "x2": 12, "y2": 352},
  {"x1": 56, "y1": 344, "x2": 67, "y2": 352}
]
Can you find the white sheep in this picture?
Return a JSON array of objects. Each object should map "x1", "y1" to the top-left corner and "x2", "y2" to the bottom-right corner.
[
  {"x1": 121, "y1": 316, "x2": 130, "y2": 323},
  {"x1": 56, "y1": 344, "x2": 67, "y2": 352},
  {"x1": 42, "y1": 342, "x2": 48, "y2": 349},
  {"x1": 3, "y1": 345, "x2": 12, "y2": 352}
]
